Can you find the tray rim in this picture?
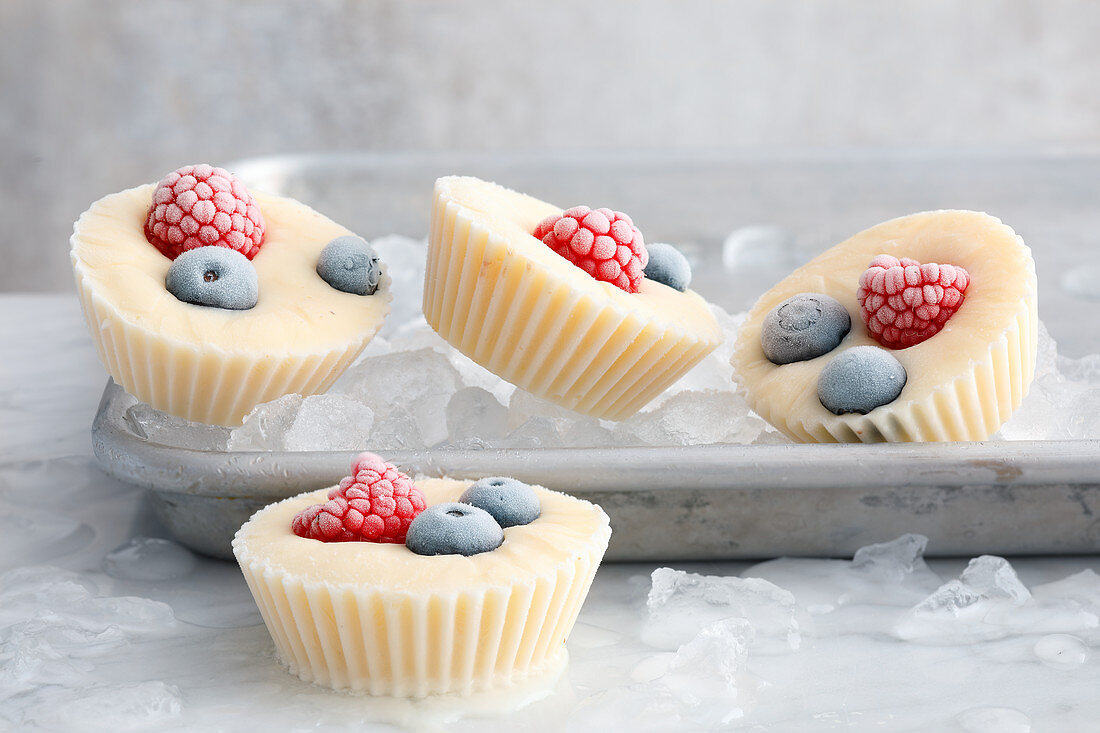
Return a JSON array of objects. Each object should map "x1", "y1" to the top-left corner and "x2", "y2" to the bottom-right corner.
[{"x1": 93, "y1": 381, "x2": 1100, "y2": 498}]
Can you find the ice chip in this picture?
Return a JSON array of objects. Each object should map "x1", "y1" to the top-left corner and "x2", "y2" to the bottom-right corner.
[
  {"x1": 507, "y1": 389, "x2": 579, "y2": 428},
  {"x1": 227, "y1": 393, "x2": 303, "y2": 450},
  {"x1": 663, "y1": 617, "x2": 751, "y2": 698},
  {"x1": 336, "y1": 347, "x2": 460, "y2": 447},
  {"x1": 1000, "y1": 321, "x2": 1100, "y2": 440},
  {"x1": 282, "y1": 394, "x2": 374, "y2": 451},
  {"x1": 851, "y1": 533, "x2": 929, "y2": 581},
  {"x1": 1033, "y1": 633, "x2": 1090, "y2": 669},
  {"x1": 366, "y1": 408, "x2": 424, "y2": 450},
  {"x1": 502, "y1": 417, "x2": 564, "y2": 449},
  {"x1": 446, "y1": 387, "x2": 508, "y2": 442},
  {"x1": 124, "y1": 402, "x2": 229, "y2": 451},
  {"x1": 960, "y1": 555, "x2": 1031, "y2": 604},
  {"x1": 618, "y1": 390, "x2": 769, "y2": 446},
  {"x1": 896, "y1": 555, "x2": 1050, "y2": 643},
  {"x1": 644, "y1": 567, "x2": 801, "y2": 653},
  {"x1": 657, "y1": 618, "x2": 753, "y2": 725},
  {"x1": 913, "y1": 578, "x2": 984, "y2": 616},
  {"x1": 103, "y1": 537, "x2": 197, "y2": 582},
  {"x1": 560, "y1": 416, "x2": 620, "y2": 448},
  {"x1": 1031, "y1": 569, "x2": 1100, "y2": 611}
]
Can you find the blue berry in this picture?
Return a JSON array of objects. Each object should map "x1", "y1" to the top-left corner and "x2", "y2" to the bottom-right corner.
[
  {"x1": 643, "y1": 242, "x2": 692, "y2": 292},
  {"x1": 316, "y1": 236, "x2": 382, "y2": 295},
  {"x1": 818, "y1": 346, "x2": 907, "y2": 415},
  {"x1": 761, "y1": 293, "x2": 851, "y2": 365},
  {"x1": 459, "y1": 477, "x2": 540, "y2": 529},
  {"x1": 165, "y1": 246, "x2": 258, "y2": 310},
  {"x1": 405, "y1": 503, "x2": 504, "y2": 556}
]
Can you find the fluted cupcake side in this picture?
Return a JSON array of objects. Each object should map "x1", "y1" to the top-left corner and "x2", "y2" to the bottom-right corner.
[
  {"x1": 732, "y1": 210, "x2": 1038, "y2": 443},
  {"x1": 69, "y1": 186, "x2": 391, "y2": 427},
  {"x1": 233, "y1": 519, "x2": 610, "y2": 697},
  {"x1": 424, "y1": 185, "x2": 721, "y2": 421}
]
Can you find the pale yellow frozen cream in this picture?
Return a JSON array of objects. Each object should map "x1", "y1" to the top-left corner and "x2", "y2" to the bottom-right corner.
[
  {"x1": 70, "y1": 184, "x2": 391, "y2": 425},
  {"x1": 425, "y1": 176, "x2": 723, "y2": 421},
  {"x1": 233, "y1": 478, "x2": 611, "y2": 696},
  {"x1": 732, "y1": 210, "x2": 1037, "y2": 442}
]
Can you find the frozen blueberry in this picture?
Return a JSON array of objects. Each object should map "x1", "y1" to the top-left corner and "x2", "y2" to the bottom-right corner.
[
  {"x1": 818, "y1": 346, "x2": 907, "y2": 415},
  {"x1": 761, "y1": 293, "x2": 851, "y2": 364},
  {"x1": 316, "y1": 235, "x2": 382, "y2": 295},
  {"x1": 405, "y1": 503, "x2": 504, "y2": 556},
  {"x1": 643, "y1": 242, "x2": 692, "y2": 292},
  {"x1": 459, "y1": 477, "x2": 540, "y2": 529},
  {"x1": 165, "y1": 246, "x2": 258, "y2": 310}
]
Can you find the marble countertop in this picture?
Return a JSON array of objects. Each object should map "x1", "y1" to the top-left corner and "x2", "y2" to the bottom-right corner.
[{"x1": 2, "y1": 294, "x2": 1097, "y2": 732}]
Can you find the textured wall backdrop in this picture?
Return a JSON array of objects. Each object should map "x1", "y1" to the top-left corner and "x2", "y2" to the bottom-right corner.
[{"x1": 4, "y1": 0, "x2": 1100, "y2": 291}]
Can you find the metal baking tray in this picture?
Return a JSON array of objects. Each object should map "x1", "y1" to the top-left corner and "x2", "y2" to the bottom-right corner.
[{"x1": 90, "y1": 151, "x2": 1100, "y2": 560}]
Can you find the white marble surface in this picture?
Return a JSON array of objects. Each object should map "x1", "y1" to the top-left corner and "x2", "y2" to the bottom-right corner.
[{"x1": 2, "y1": 294, "x2": 1099, "y2": 732}]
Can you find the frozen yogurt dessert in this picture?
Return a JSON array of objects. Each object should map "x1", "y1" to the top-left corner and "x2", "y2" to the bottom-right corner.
[
  {"x1": 232, "y1": 453, "x2": 611, "y2": 696},
  {"x1": 70, "y1": 165, "x2": 391, "y2": 425},
  {"x1": 732, "y1": 210, "x2": 1037, "y2": 442},
  {"x1": 424, "y1": 176, "x2": 722, "y2": 420}
]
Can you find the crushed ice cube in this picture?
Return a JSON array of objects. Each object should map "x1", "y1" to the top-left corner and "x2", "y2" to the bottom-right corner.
[
  {"x1": 1031, "y1": 569, "x2": 1100, "y2": 610},
  {"x1": 905, "y1": 556, "x2": 1029, "y2": 626},
  {"x1": 446, "y1": 387, "x2": 508, "y2": 443},
  {"x1": 568, "y1": 617, "x2": 757, "y2": 731},
  {"x1": 282, "y1": 394, "x2": 374, "y2": 451},
  {"x1": 366, "y1": 408, "x2": 424, "y2": 450},
  {"x1": 742, "y1": 534, "x2": 943, "y2": 631},
  {"x1": 643, "y1": 567, "x2": 802, "y2": 653},
  {"x1": 125, "y1": 403, "x2": 229, "y2": 451},
  {"x1": 959, "y1": 555, "x2": 1032, "y2": 604},
  {"x1": 214, "y1": 298, "x2": 796, "y2": 452},
  {"x1": 501, "y1": 416, "x2": 564, "y2": 449},
  {"x1": 999, "y1": 322, "x2": 1100, "y2": 440},
  {"x1": 227, "y1": 393, "x2": 303, "y2": 451},
  {"x1": 851, "y1": 533, "x2": 930, "y2": 582},
  {"x1": 103, "y1": 537, "x2": 197, "y2": 582},
  {"x1": 336, "y1": 347, "x2": 461, "y2": 447},
  {"x1": 896, "y1": 555, "x2": 1100, "y2": 643},
  {"x1": 617, "y1": 389, "x2": 769, "y2": 446},
  {"x1": 656, "y1": 618, "x2": 754, "y2": 725}
]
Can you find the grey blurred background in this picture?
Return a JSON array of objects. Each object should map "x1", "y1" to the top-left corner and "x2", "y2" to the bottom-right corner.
[{"x1": 4, "y1": 0, "x2": 1100, "y2": 293}]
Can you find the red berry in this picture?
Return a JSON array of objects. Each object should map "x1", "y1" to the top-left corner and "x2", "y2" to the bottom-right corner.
[
  {"x1": 857, "y1": 255, "x2": 970, "y2": 349},
  {"x1": 534, "y1": 206, "x2": 648, "y2": 293},
  {"x1": 144, "y1": 164, "x2": 265, "y2": 260},
  {"x1": 291, "y1": 453, "x2": 427, "y2": 543}
]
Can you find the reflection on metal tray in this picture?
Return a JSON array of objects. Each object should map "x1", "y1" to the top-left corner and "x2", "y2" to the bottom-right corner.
[{"x1": 91, "y1": 151, "x2": 1100, "y2": 560}]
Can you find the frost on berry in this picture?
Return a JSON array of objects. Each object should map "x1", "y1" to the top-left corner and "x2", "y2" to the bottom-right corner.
[
  {"x1": 534, "y1": 205, "x2": 648, "y2": 292},
  {"x1": 144, "y1": 164, "x2": 266, "y2": 261},
  {"x1": 856, "y1": 255, "x2": 970, "y2": 349},
  {"x1": 291, "y1": 454, "x2": 426, "y2": 543}
]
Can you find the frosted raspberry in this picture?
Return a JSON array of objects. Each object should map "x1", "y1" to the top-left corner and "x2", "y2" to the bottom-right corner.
[
  {"x1": 144, "y1": 164, "x2": 265, "y2": 260},
  {"x1": 291, "y1": 453, "x2": 427, "y2": 543},
  {"x1": 857, "y1": 255, "x2": 970, "y2": 349},
  {"x1": 533, "y1": 206, "x2": 648, "y2": 292}
]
